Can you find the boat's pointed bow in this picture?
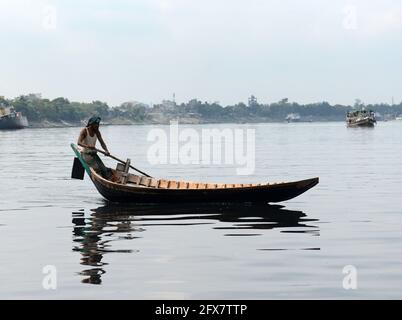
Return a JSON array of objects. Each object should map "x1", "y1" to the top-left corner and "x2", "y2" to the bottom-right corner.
[{"x1": 298, "y1": 177, "x2": 319, "y2": 191}]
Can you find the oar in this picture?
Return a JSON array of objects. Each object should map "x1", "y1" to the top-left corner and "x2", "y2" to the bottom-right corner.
[{"x1": 94, "y1": 147, "x2": 152, "y2": 178}]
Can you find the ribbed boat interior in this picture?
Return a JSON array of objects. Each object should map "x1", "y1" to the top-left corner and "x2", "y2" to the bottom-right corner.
[{"x1": 110, "y1": 170, "x2": 268, "y2": 189}]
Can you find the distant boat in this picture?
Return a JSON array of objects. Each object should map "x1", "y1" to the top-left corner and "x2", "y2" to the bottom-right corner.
[
  {"x1": 346, "y1": 109, "x2": 376, "y2": 127},
  {"x1": 0, "y1": 107, "x2": 29, "y2": 129},
  {"x1": 395, "y1": 115, "x2": 402, "y2": 121},
  {"x1": 286, "y1": 113, "x2": 301, "y2": 123}
]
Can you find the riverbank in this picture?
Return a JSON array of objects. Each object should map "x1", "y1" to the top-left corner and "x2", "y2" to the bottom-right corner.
[{"x1": 5, "y1": 94, "x2": 402, "y2": 129}]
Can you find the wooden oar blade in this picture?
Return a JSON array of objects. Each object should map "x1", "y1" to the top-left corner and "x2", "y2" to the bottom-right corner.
[{"x1": 71, "y1": 157, "x2": 85, "y2": 180}]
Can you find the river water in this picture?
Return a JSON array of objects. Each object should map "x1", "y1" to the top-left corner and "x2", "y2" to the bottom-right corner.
[{"x1": 1, "y1": 122, "x2": 402, "y2": 299}]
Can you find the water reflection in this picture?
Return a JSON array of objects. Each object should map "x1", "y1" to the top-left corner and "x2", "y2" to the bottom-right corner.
[{"x1": 72, "y1": 203, "x2": 319, "y2": 285}]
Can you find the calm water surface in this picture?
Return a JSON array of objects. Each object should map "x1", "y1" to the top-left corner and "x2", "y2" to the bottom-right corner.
[{"x1": 1, "y1": 122, "x2": 402, "y2": 299}]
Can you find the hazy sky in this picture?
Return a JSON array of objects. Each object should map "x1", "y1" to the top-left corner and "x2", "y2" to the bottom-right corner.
[{"x1": 0, "y1": 0, "x2": 401, "y2": 106}]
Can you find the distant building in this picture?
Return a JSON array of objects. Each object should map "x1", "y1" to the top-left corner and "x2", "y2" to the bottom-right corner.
[{"x1": 248, "y1": 95, "x2": 258, "y2": 107}]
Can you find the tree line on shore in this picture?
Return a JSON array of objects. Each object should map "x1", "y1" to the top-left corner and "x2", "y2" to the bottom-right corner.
[{"x1": 1, "y1": 94, "x2": 402, "y2": 124}]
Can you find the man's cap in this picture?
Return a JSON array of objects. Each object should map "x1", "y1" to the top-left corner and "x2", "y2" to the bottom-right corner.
[{"x1": 87, "y1": 116, "x2": 101, "y2": 127}]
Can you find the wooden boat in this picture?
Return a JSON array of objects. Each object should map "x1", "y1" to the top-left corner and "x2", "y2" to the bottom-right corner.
[{"x1": 71, "y1": 143, "x2": 319, "y2": 204}]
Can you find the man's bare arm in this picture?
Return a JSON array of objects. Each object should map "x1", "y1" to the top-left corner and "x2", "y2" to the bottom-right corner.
[{"x1": 96, "y1": 131, "x2": 109, "y2": 154}]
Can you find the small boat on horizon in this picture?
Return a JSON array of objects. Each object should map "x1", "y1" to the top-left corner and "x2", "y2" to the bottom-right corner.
[
  {"x1": 71, "y1": 143, "x2": 319, "y2": 204},
  {"x1": 0, "y1": 106, "x2": 29, "y2": 130},
  {"x1": 286, "y1": 113, "x2": 301, "y2": 123},
  {"x1": 346, "y1": 109, "x2": 376, "y2": 127}
]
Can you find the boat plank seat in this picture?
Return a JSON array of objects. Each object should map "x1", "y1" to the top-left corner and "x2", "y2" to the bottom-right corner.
[
  {"x1": 188, "y1": 182, "x2": 198, "y2": 189},
  {"x1": 158, "y1": 179, "x2": 169, "y2": 189},
  {"x1": 128, "y1": 175, "x2": 141, "y2": 185},
  {"x1": 178, "y1": 182, "x2": 188, "y2": 189},
  {"x1": 168, "y1": 181, "x2": 178, "y2": 189},
  {"x1": 139, "y1": 176, "x2": 152, "y2": 187},
  {"x1": 149, "y1": 178, "x2": 158, "y2": 188}
]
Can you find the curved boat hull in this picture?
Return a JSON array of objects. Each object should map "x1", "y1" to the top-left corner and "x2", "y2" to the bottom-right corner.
[
  {"x1": 90, "y1": 169, "x2": 319, "y2": 204},
  {"x1": 347, "y1": 118, "x2": 376, "y2": 127},
  {"x1": 0, "y1": 115, "x2": 28, "y2": 129}
]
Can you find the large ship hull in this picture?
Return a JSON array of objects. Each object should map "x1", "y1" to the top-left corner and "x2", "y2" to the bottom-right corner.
[{"x1": 0, "y1": 115, "x2": 29, "y2": 129}]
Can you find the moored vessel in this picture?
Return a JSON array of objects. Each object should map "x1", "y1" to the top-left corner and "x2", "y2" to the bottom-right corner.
[{"x1": 0, "y1": 107, "x2": 29, "y2": 129}]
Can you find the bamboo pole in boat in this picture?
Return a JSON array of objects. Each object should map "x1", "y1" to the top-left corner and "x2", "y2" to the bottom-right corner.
[{"x1": 94, "y1": 147, "x2": 152, "y2": 178}]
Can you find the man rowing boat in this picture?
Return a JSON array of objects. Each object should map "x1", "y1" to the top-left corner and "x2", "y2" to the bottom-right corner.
[{"x1": 77, "y1": 116, "x2": 113, "y2": 179}]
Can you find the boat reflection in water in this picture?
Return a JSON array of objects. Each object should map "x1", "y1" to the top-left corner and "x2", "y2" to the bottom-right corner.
[{"x1": 72, "y1": 202, "x2": 319, "y2": 285}]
